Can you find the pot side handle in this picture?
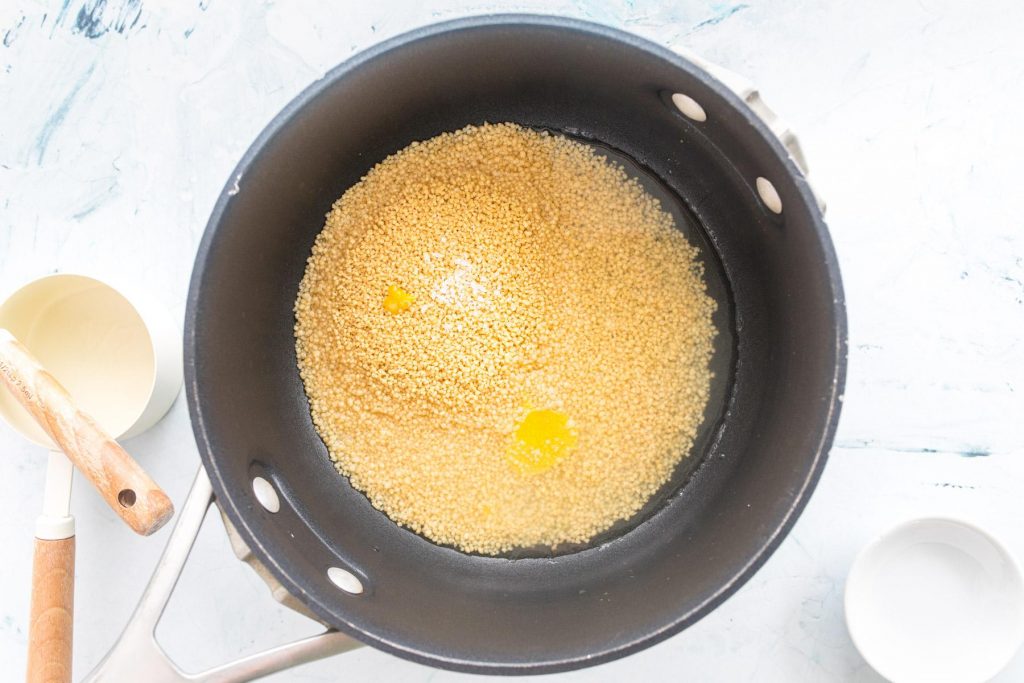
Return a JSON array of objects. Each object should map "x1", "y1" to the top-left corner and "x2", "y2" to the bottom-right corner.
[{"x1": 83, "y1": 467, "x2": 362, "y2": 683}]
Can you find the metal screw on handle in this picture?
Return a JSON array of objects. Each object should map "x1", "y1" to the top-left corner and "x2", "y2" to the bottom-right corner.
[{"x1": 84, "y1": 467, "x2": 362, "y2": 683}]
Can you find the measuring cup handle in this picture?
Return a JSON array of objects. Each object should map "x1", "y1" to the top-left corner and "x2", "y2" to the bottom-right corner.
[
  {"x1": 27, "y1": 535, "x2": 75, "y2": 683},
  {"x1": 0, "y1": 329, "x2": 174, "y2": 535},
  {"x1": 26, "y1": 451, "x2": 76, "y2": 683}
]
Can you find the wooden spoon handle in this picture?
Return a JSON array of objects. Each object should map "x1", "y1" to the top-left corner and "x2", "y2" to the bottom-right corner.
[
  {"x1": 0, "y1": 330, "x2": 173, "y2": 535},
  {"x1": 27, "y1": 536, "x2": 74, "y2": 683}
]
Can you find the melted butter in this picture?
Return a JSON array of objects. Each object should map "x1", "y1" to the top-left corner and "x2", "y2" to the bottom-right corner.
[
  {"x1": 508, "y1": 408, "x2": 577, "y2": 474},
  {"x1": 383, "y1": 285, "x2": 415, "y2": 314}
]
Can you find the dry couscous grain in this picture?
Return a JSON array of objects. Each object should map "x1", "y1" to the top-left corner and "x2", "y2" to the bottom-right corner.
[{"x1": 294, "y1": 122, "x2": 717, "y2": 555}]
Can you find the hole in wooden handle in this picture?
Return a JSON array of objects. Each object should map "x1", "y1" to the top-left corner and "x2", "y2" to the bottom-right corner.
[{"x1": 118, "y1": 489, "x2": 137, "y2": 507}]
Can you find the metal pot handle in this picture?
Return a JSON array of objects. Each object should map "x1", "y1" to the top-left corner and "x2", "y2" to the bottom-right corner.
[
  {"x1": 84, "y1": 467, "x2": 361, "y2": 683},
  {"x1": 672, "y1": 45, "x2": 825, "y2": 212}
]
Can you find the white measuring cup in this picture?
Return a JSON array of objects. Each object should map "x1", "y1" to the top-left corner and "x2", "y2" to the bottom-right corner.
[
  {"x1": 0, "y1": 273, "x2": 182, "y2": 683},
  {"x1": 0, "y1": 273, "x2": 182, "y2": 447}
]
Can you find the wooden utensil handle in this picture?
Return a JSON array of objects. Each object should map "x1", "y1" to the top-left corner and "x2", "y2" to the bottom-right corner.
[
  {"x1": 27, "y1": 536, "x2": 74, "y2": 683},
  {"x1": 0, "y1": 330, "x2": 173, "y2": 535}
]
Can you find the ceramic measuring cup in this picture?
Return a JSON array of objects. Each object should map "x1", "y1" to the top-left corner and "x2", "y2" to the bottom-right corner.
[{"x1": 0, "y1": 273, "x2": 182, "y2": 446}]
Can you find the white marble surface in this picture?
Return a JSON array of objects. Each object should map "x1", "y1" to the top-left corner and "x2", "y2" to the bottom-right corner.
[{"x1": 1, "y1": 0, "x2": 1022, "y2": 680}]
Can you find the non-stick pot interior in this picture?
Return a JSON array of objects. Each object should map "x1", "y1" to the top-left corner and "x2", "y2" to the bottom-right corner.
[{"x1": 186, "y1": 16, "x2": 844, "y2": 673}]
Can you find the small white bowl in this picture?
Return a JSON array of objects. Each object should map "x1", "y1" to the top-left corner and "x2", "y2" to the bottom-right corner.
[{"x1": 846, "y1": 518, "x2": 1024, "y2": 683}]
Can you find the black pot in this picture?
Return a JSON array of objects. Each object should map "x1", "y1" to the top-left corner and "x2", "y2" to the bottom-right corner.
[{"x1": 185, "y1": 15, "x2": 846, "y2": 674}]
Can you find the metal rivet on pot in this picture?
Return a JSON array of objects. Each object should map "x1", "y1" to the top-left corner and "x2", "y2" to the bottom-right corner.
[
  {"x1": 328, "y1": 566, "x2": 364, "y2": 594},
  {"x1": 671, "y1": 93, "x2": 707, "y2": 122},
  {"x1": 252, "y1": 476, "x2": 280, "y2": 513},
  {"x1": 756, "y1": 177, "x2": 783, "y2": 214}
]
